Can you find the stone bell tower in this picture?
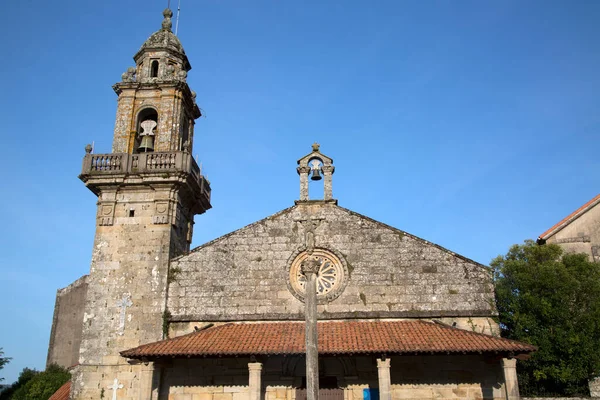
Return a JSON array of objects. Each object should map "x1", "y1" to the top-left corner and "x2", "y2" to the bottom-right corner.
[{"x1": 72, "y1": 9, "x2": 211, "y2": 399}]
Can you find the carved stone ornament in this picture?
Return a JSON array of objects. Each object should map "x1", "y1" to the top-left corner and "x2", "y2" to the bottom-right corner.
[
  {"x1": 98, "y1": 204, "x2": 115, "y2": 226},
  {"x1": 121, "y1": 67, "x2": 136, "y2": 83},
  {"x1": 286, "y1": 247, "x2": 349, "y2": 304},
  {"x1": 162, "y1": 8, "x2": 173, "y2": 31}
]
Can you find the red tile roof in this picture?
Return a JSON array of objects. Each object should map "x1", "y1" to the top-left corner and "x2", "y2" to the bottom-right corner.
[
  {"x1": 121, "y1": 320, "x2": 535, "y2": 359},
  {"x1": 49, "y1": 381, "x2": 71, "y2": 400},
  {"x1": 538, "y1": 194, "x2": 600, "y2": 241}
]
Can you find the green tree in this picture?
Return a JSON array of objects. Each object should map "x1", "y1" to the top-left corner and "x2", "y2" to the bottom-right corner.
[
  {"x1": 0, "y1": 368, "x2": 38, "y2": 400},
  {"x1": 10, "y1": 364, "x2": 69, "y2": 400},
  {"x1": 0, "y1": 349, "x2": 10, "y2": 381},
  {"x1": 492, "y1": 240, "x2": 600, "y2": 396}
]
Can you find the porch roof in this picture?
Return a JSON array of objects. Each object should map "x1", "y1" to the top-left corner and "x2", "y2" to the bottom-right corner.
[
  {"x1": 121, "y1": 320, "x2": 535, "y2": 360},
  {"x1": 48, "y1": 381, "x2": 71, "y2": 400}
]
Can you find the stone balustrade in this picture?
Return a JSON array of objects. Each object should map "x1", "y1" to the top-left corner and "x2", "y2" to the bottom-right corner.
[{"x1": 80, "y1": 151, "x2": 211, "y2": 199}]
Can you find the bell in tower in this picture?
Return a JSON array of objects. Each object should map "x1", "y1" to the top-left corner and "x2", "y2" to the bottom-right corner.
[{"x1": 138, "y1": 119, "x2": 156, "y2": 152}]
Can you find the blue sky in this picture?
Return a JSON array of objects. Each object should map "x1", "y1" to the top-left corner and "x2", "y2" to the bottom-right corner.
[{"x1": 1, "y1": 0, "x2": 599, "y2": 384}]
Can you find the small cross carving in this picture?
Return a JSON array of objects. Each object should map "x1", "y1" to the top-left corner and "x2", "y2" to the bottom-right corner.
[
  {"x1": 108, "y1": 378, "x2": 123, "y2": 400},
  {"x1": 116, "y1": 294, "x2": 133, "y2": 335}
]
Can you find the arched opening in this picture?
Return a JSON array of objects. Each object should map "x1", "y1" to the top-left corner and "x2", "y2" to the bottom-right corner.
[
  {"x1": 150, "y1": 60, "x2": 159, "y2": 78},
  {"x1": 180, "y1": 116, "x2": 190, "y2": 151},
  {"x1": 307, "y1": 157, "x2": 324, "y2": 199},
  {"x1": 135, "y1": 108, "x2": 158, "y2": 153}
]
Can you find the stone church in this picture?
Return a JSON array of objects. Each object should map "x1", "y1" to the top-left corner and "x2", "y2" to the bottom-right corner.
[{"x1": 47, "y1": 8, "x2": 536, "y2": 400}]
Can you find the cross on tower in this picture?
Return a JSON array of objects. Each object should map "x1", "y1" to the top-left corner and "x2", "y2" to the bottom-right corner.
[
  {"x1": 108, "y1": 378, "x2": 123, "y2": 400},
  {"x1": 116, "y1": 294, "x2": 133, "y2": 335}
]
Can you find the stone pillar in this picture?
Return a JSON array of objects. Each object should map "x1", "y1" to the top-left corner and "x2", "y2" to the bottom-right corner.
[
  {"x1": 297, "y1": 166, "x2": 310, "y2": 201},
  {"x1": 139, "y1": 362, "x2": 155, "y2": 400},
  {"x1": 322, "y1": 165, "x2": 334, "y2": 201},
  {"x1": 248, "y1": 362, "x2": 263, "y2": 400},
  {"x1": 590, "y1": 376, "x2": 600, "y2": 398},
  {"x1": 301, "y1": 258, "x2": 321, "y2": 400},
  {"x1": 377, "y1": 358, "x2": 391, "y2": 400},
  {"x1": 502, "y1": 358, "x2": 519, "y2": 400}
]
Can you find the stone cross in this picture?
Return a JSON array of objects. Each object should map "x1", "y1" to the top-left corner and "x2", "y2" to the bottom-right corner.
[
  {"x1": 116, "y1": 294, "x2": 133, "y2": 335},
  {"x1": 301, "y1": 257, "x2": 321, "y2": 400},
  {"x1": 108, "y1": 378, "x2": 123, "y2": 400}
]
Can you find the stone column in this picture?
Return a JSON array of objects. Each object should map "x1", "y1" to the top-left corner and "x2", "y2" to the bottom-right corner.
[
  {"x1": 502, "y1": 358, "x2": 519, "y2": 400},
  {"x1": 322, "y1": 165, "x2": 335, "y2": 201},
  {"x1": 297, "y1": 166, "x2": 310, "y2": 201},
  {"x1": 301, "y1": 258, "x2": 321, "y2": 400},
  {"x1": 139, "y1": 361, "x2": 155, "y2": 400},
  {"x1": 248, "y1": 362, "x2": 263, "y2": 400},
  {"x1": 377, "y1": 358, "x2": 391, "y2": 400},
  {"x1": 590, "y1": 376, "x2": 600, "y2": 398}
]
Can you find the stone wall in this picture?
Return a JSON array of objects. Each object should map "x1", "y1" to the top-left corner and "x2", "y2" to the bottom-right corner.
[
  {"x1": 46, "y1": 274, "x2": 88, "y2": 368},
  {"x1": 168, "y1": 202, "x2": 497, "y2": 324}
]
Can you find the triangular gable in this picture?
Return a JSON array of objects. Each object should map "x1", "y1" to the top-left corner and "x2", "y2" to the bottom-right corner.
[
  {"x1": 180, "y1": 203, "x2": 488, "y2": 271},
  {"x1": 538, "y1": 194, "x2": 600, "y2": 242}
]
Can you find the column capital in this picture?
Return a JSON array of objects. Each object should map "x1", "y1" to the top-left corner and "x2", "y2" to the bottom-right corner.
[
  {"x1": 248, "y1": 362, "x2": 263, "y2": 371},
  {"x1": 377, "y1": 358, "x2": 391, "y2": 368},
  {"x1": 321, "y1": 165, "x2": 335, "y2": 174},
  {"x1": 297, "y1": 166, "x2": 311, "y2": 175},
  {"x1": 502, "y1": 358, "x2": 517, "y2": 369},
  {"x1": 301, "y1": 257, "x2": 322, "y2": 275}
]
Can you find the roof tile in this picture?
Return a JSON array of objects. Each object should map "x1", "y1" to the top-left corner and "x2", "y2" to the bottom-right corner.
[
  {"x1": 121, "y1": 320, "x2": 535, "y2": 359},
  {"x1": 49, "y1": 381, "x2": 71, "y2": 400}
]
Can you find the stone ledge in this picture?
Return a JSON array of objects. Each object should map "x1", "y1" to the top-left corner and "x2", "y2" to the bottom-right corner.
[{"x1": 169, "y1": 309, "x2": 496, "y2": 322}]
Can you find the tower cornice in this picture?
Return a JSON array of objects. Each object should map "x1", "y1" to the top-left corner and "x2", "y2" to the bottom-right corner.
[{"x1": 112, "y1": 81, "x2": 201, "y2": 119}]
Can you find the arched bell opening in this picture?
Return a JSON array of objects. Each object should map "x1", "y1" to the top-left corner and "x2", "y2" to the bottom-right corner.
[
  {"x1": 308, "y1": 157, "x2": 324, "y2": 199},
  {"x1": 135, "y1": 108, "x2": 158, "y2": 153}
]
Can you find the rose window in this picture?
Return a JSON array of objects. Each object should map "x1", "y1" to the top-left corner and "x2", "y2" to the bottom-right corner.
[{"x1": 287, "y1": 248, "x2": 348, "y2": 303}]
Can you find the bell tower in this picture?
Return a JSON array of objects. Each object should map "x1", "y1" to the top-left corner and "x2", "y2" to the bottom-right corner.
[
  {"x1": 113, "y1": 8, "x2": 199, "y2": 155},
  {"x1": 72, "y1": 9, "x2": 211, "y2": 399}
]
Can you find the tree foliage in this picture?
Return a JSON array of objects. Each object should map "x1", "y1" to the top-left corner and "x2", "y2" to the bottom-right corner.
[
  {"x1": 11, "y1": 364, "x2": 69, "y2": 400},
  {"x1": 0, "y1": 368, "x2": 38, "y2": 400},
  {"x1": 0, "y1": 349, "x2": 10, "y2": 381},
  {"x1": 0, "y1": 365, "x2": 69, "y2": 400},
  {"x1": 492, "y1": 240, "x2": 600, "y2": 396}
]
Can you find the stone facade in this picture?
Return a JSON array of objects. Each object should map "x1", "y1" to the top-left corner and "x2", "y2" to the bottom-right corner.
[
  {"x1": 167, "y1": 203, "x2": 497, "y2": 326},
  {"x1": 47, "y1": 275, "x2": 88, "y2": 369}
]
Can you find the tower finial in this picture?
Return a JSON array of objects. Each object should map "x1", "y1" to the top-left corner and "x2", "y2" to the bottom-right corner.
[
  {"x1": 162, "y1": 8, "x2": 173, "y2": 31},
  {"x1": 312, "y1": 142, "x2": 320, "y2": 152}
]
